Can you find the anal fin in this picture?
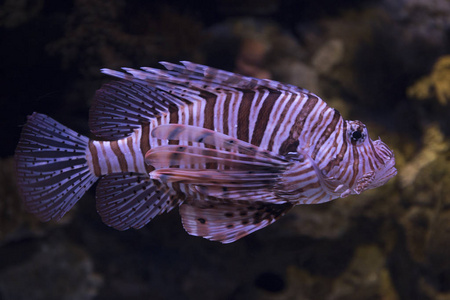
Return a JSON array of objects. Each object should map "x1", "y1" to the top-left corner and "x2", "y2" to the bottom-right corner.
[{"x1": 96, "y1": 173, "x2": 177, "y2": 230}]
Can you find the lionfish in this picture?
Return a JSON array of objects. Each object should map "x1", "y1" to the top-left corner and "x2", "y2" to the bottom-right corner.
[{"x1": 15, "y1": 62, "x2": 397, "y2": 243}]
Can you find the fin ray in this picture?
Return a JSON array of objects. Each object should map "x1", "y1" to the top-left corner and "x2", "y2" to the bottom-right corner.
[
  {"x1": 180, "y1": 201, "x2": 293, "y2": 243},
  {"x1": 96, "y1": 173, "x2": 178, "y2": 230},
  {"x1": 15, "y1": 113, "x2": 98, "y2": 221},
  {"x1": 151, "y1": 124, "x2": 289, "y2": 163},
  {"x1": 89, "y1": 80, "x2": 182, "y2": 139},
  {"x1": 145, "y1": 144, "x2": 286, "y2": 170}
]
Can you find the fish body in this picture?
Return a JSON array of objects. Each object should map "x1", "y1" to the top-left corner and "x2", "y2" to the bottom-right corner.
[{"x1": 15, "y1": 62, "x2": 397, "y2": 243}]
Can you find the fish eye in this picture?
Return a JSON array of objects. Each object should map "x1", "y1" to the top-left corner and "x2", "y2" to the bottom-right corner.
[
  {"x1": 351, "y1": 130, "x2": 362, "y2": 140},
  {"x1": 347, "y1": 120, "x2": 367, "y2": 145}
]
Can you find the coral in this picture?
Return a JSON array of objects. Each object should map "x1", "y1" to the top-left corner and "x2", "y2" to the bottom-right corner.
[
  {"x1": 0, "y1": 0, "x2": 44, "y2": 28},
  {"x1": 312, "y1": 39, "x2": 345, "y2": 75},
  {"x1": 399, "y1": 123, "x2": 449, "y2": 188},
  {"x1": 206, "y1": 18, "x2": 315, "y2": 90},
  {"x1": 253, "y1": 246, "x2": 398, "y2": 300},
  {"x1": 383, "y1": 0, "x2": 450, "y2": 48},
  {"x1": 275, "y1": 200, "x2": 353, "y2": 240},
  {"x1": 47, "y1": 0, "x2": 204, "y2": 76},
  {"x1": 400, "y1": 206, "x2": 434, "y2": 263},
  {"x1": 329, "y1": 245, "x2": 399, "y2": 300},
  {"x1": 426, "y1": 210, "x2": 450, "y2": 272},
  {"x1": 408, "y1": 55, "x2": 450, "y2": 105}
]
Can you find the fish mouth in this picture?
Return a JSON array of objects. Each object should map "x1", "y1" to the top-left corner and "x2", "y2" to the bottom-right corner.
[
  {"x1": 369, "y1": 155, "x2": 397, "y2": 189},
  {"x1": 337, "y1": 154, "x2": 397, "y2": 198}
]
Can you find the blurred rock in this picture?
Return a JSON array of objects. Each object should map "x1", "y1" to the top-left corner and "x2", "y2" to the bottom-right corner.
[
  {"x1": 426, "y1": 210, "x2": 450, "y2": 272},
  {"x1": 399, "y1": 123, "x2": 449, "y2": 189},
  {"x1": 47, "y1": 1, "x2": 204, "y2": 76},
  {"x1": 400, "y1": 206, "x2": 434, "y2": 263},
  {"x1": 0, "y1": 239, "x2": 102, "y2": 300},
  {"x1": 216, "y1": 0, "x2": 280, "y2": 15},
  {"x1": 251, "y1": 246, "x2": 398, "y2": 300},
  {"x1": 383, "y1": 0, "x2": 450, "y2": 48},
  {"x1": 206, "y1": 18, "x2": 314, "y2": 89},
  {"x1": 0, "y1": 0, "x2": 44, "y2": 28},
  {"x1": 329, "y1": 245, "x2": 399, "y2": 300},
  {"x1": 0, "y1": 157, "x2": 73, "y2": 243},
  {"x1": 235, "y1": 37, "x2": 272, "y2": 79},
  {"x1": 253, "y1": 266, "x2": 331, "y2": 300},
  {"x1": 276, "y1": 200, "x2": 352, "y2": 240},
  {"x1": 312, "y1": 39, "x2": 345, "y2": 75},
  {"x1": 270, "y1": 60, "x2": 319, "y2": 94}
]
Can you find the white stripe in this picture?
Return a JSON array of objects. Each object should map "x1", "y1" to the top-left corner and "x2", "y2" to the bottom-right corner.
[
  {"x1": 102, "y1": 142, "x2": 122, "y2": 173},
  {"x1": 271, "y1": 92, "x2": 306, "y2": 153},
  {"x1": 259, "y1": 91, "x2": 288, "y2": 149},
  {"x1": 214, "y1": 91, "x2": 227, "y2": 133},
  {"x1": 132, "y1": 127, "x2": 147, "y2": 173},
  {"x1": 228, "y1": 91, "x2": 243, "y2": 139},
  {"x1": 117, "y1": 137, "x2": 133, "y2": 170},
  {"x1": 302, "y1": 99, "x2": 327, "y2": 145},
  {"x1": 92, "y1": 141, "x2": 108, "y2": 174},
  {"x1": 308, "y1": 105, "x2": 334, "y2": 153},
  {"x1": 248, "y1": 90, "x2": 265, "y2": 141}
]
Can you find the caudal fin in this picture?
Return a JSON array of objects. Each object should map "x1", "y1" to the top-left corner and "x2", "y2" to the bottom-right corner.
[{"x1": 14, "y1": 113, "x2": 98, "y2": 221}]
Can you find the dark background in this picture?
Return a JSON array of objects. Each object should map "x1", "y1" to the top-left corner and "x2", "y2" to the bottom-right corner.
[{"x1": 1, "y1": 0, "x2": 450, "y2": 299}]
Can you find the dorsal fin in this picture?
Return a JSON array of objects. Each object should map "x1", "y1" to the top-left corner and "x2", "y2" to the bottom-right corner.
[
  {"x1": 89, "y1": 80, "x2": 179, "y2": 139},
  {"x1": 92, "y1": 61, "x2": 313, "y2": 139},
  {"x1": 149, "y1": 61, "x2": 311, "y2": 93}
]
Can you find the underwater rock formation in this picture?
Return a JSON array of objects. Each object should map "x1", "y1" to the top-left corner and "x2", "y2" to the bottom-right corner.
[
  {"x1": 407, "y1": 56, "x2": 450, "y2": 105},
  {"x1": 0, "y1": 239, "x2": 102, "y2": 300}
]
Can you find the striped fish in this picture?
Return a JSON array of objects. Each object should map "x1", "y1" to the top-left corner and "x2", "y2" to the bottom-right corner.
[{"x1": 14, "y1": 61, "x2": 397, "y2": 243}]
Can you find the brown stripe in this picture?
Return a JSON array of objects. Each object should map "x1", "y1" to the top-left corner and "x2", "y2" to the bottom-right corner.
[
  {"x1": 311, "y1": 109, "x2": 342, "y2": 159},
  {"x1": 202, "y1": 92, "x2": 216, "y2": 130},
  {"x1": 140, "y1": 123, "x2": 151, "y2": 153},
  {"x1": 279, "y1": 95, "x2": 319, "y2": 155},
  {"x1": 323, "y1": 121, "x2": 348, "y2": 173},
  {"x1": 237, "y1": 91, "x2": 254, "y2": 142},
  {"x1": 168, "y1": 104, "x2": 180, "y2": 146},
  {"x1": 169, "y1": 104, "x2": 179, "y2": 124},
  {"x1": 88, "y1": 140, "x2": 101, "y2": 176},
  {"x1": 267, "y1": 93, "x2": 295, "y2": 152},
  {"x1": 110, "y1": 140, "x2": 128, "y2": 172},
  {"x1": 99, "y1": 142, "x2": 112, "y2": 173},
  {"x1": 140, "y1": 123, "x2": 152, "y2": 174},
  {"x1": 311, "y1": 191, "x2": 327, "y2": 204},
  {"x1": 188, "y1": 101, "x2": 194, "y2": 126},
  {"x1": 250, "y1": 91, "x2": 280, "y2": 147},
  {"x1": 222, "y1": 93, "x2": 231, "y2": 135},
  {"x1": 348, "y1": 144, "x2": 359, "y2": 187},
  {"x1": 368, "y1": 138, "x2": 383, "y2": 164},
  {"x1": 363, "y1": 144, "x2": 375, "y2": 172},
  {"x1": 127, "y1": 133, "x2": 139, "y2": 172}
]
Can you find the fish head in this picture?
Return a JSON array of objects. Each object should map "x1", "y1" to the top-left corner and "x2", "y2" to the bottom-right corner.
[{"x1": 337, "y1": 120, "x2": 397, "y2": 197}]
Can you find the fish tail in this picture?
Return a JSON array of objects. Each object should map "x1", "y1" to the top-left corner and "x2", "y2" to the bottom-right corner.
[{"x1": 14, "y1": 113, "x2": 98, "y2": 221}]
